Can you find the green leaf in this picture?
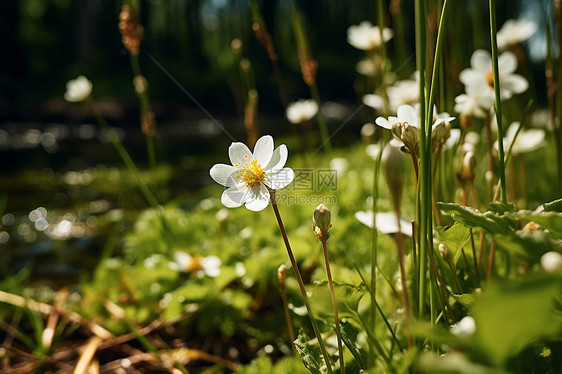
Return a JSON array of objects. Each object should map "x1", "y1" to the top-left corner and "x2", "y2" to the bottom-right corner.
[
  {"x1": 450, "y1": 293, "x2": 476, "y2": 309},
  {"x1": 340, "y1": 320, "x2": 366, "y2": 370},
  {"x1": 308, "y1": 281, "x2": 366, "y2": 321},
  {"x1": 494, "y1": 230, "x2": 562, "y2": 261},
  {"x1": 543, "y1": 198, "x2": 562, "y2": 212},
  {"x1": 437, "y1": 203, "x2": 515, "y2": 235},
  {"x1": 519, "y1": 212, "x2": 562, "y2": 238},
  {"x1": 294, "y1": 329, "x2": 329, "y2": 374},
  {"x1": 471, "y1": 276, "x2": 562, "y2": 367},
  {"x1": 436, "y1": 223, "x2": 472, "y2": 265}
]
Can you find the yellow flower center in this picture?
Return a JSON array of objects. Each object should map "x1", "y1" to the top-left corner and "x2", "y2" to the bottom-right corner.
[
  {"x1": 235, "y1": 158, "x2": 266, "y2": 187},
  {"x1": 186, "y1": 256, "x2": 203, "y2": 272}
]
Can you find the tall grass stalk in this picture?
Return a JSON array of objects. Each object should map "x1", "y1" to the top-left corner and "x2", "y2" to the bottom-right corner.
[
  {"x1": 291, "y1": 1, "x2": 332, "y2": 152},
  {"x1": 488, "y1": 0, "x2": 507, "y2": 204},
  {"x1": 414, "y1": 0, "x2": 428, "y2": 321},
  {"x1": 369, "y1": 142, "x2": 382, "y2": 363}
]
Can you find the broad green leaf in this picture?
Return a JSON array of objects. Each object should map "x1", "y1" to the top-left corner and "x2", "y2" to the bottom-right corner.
[
  {"x1": 543, "y1": 198, "x2": 562, "y2": 212},
  {"x1": 437, "y1": 203, "x2": 516, "y2": 235},
  {"x1": 308, "y1": 281, "x2": 367, "y2": 321},
  {"x1": 340, "y1": 320, "x2": 366, "y2": 370},
  {"x1": 294, "y1": 329, "x2": 329, "y2": 374},
  {"x1": 519, "y1": 212, "x2": 562, "y2": 238},
  {"x1": 450, "y1": 293, "x2": 476, "y2": 309},
  {"x1": 471, "y1": 276, "x2": 562, "y2": 367},
  {"x1": 435, "y1": 223, "x2": 472, "y2": 265},
  {"x1": 494, "y1": 230, "x2": 562, "y2": 261}
]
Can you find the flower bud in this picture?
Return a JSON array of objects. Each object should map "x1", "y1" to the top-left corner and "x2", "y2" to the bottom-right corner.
[
  {"x1": 313, "y1": 204, "x2": 332, "y2": 241},
  {"x1": 133, "y1": 75, "x2": 148, "y2": 94},
  {"x1": 390, "y1": 122, "x2": 403, "y2": 143},
  {"x1": 216, "y1": 208, "x2": 229, "y2": 230},
  {"x1": 460, "y1": 150, "x2": 476, "y2": 180},
  {"x1": 382, "y1": 144, "x2": 405, "y2": 207},
  {"x1": 439, "y1": 243, "x2": 450, "y2": 262},
  {"x1": 361, "y1": 122, "x2": 376, "y2": 143},
  {"x1": 540, "y1": 251, "x2": 562, "y2": 273},
  {"x1": 431, "y1": 120, "x2": 451, "y2": 150},
  {"x1": 277, "y1": 264, "x2": 287, "y2": 290},
  {"x1": 401, "y1": 123, "x2": 419, "y2": 156}
]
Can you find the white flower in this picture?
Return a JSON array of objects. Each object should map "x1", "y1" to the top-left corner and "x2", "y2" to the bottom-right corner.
[
  {"x1": 540, "y1": 251, "x2": 562, "y2": 273},
  {"x1": 494, "y1": 122, "x2": 545, "y2": 156},
  {"x1": 356, "y1": 58, "x2": 377, "y2": 76},
  {"x1": 451, "y1": 316, "x2": 476, "y2": 338},
  {"x1": 64, "y1": 75, "x2": 92, "y2": 102},
  {"x1": 329, "y1": 157, "x2": 349, "y2": 174},
  {"x1": 364, "y1": 72, "x2": 419, "y2": 113},
  {"x1": 169, "y1": 252, "x2": 222, "y2": 277},
  {"x1": 355, "y1": 211, "x2": 413, "y2": 237},
  {"x1": 375, "y1": 104, "x2": 455, "y2": 154},
  {"x1": 209, "y1": 135, "x2": 295, "y2": 212},
  {"x1": 286, "y1": 99, "x2": 318, "y2": 124},
  {"x1": 497, "y1": 19, "x2": 537, "y2": 50},
  {"x1": 347, "y1": 21, "x2": 393, "y2": 51},
  {"x1": 459, "y1": 50, "x2": 528, "y2": 100},
  {"x1": 443, "y1": 128, "x2": 462, "y2": 150},
  {"x1": 454, "y1": 78, "x2": 495, "y2": 118}
]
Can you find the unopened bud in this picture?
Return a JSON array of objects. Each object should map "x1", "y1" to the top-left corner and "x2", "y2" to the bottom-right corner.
[
  {"x1": 431, "y1": 121, "x2": 451, "y2": 149},
  {"x1": 439, "y1": 243, "x2": 450, "y2": 262},
  {"x1": 382, "y1": 144, "x2": 405, "y2": 207},
  {"x1": 460, "y1": 150, "x2": 476, "y2": 180},
  {"x1": 401, "y1": 123, "x2": 420, "y2": 156},
  {"x1": 240, "y1": 58, "x2": 251, "y2": 71},
  {"x1": 540, "y1": 251, "x2": 562, "y2": 273},
  {"x1": 361, "y1": 123, "x2": 376, "y2": 143},
  {"x1": 313, "y1": 204, "x2": 332, "y2": 241},
  {"x1": 277, "y1": 264, "x2": 287, "y2": 290},
  {"x1": 216, "y1": 208, "x2": 229, "y2": 230},
  {"x1": 390, "y1": 123, "x2": 403, "y2": 143},
  {"x1": 231, "y1": 38, "x2": 243, "y2": 54},
  {"x1": 133, "y1": 75, "x2": 148, "y2": 94}
]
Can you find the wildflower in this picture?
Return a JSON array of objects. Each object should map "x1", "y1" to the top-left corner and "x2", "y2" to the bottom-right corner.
[
  {"x1": 169, "y1": 251, "x2": 221, "y2": 277},
  {"x1": 347, "y1": 21, "x2": 393, "y2": 51},
  {"x1": 454, "y1": 78, "x2": 495, "y2": 118},
  {"x1": 459, "y1": 50, "x2": 528, "y2": 100},
  {"x1": 286, "y1": 99, "x2": 318, "y2": 124},
  {"x1": 209, "y1": 135, "x2": 294, "y2": 211},
  {"x1": 363, "y1": 72, "x2": 419, "y2": 113},
  {"x1": 450, "y1": 316, "x2": 476, "y2": 338},
  {"x1": 375, "y1": 104, "x2": 454, "y2": 156},
  {"x1": 540, "y1": 251, "x2": 562, "y2": 273},
  {"x1": 329, "y1": 157, "x2": 349, "y2": 174},
  {"x1": 356, "y1": 58, "x2": 377, "y2": 76},
  {"x1": 355, "y1": 211, "x2": 413, "y2": 237},
  {"x1": 64, "y1": 76, "x2": 92, "y2": 102},
  {"x1": 313, "y1": 204, "x2": 332, "y2": 241},
  {"x1": 496, "y1": 19, "x2": 537, "y2": 50},
  {"x1": 494, "y1": 122, "x2": 545, "y2": 156}
]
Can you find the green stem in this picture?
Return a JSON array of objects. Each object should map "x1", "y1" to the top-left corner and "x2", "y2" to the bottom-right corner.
[
  {"x1": 415, "y1": 0, "x2": 428, "y2": 321},
  {"x1": 370, "y1": 142, "x2": 383, "y2": 356},
  {"x1": 270, "y1": 193, "x2": 334, "y2": 374},
  {"x1": 310, "y1": 83, "x2": 332, "y2": 152},
  {"x1": 489, "y1": 0, "x2": 507, "y2": 204},
  {"x1": 89, "y1": 101, "x2": 159, "y2": 208},
  {"x1": 321, "y1": 240, "x2": 345, "y2": 374}
]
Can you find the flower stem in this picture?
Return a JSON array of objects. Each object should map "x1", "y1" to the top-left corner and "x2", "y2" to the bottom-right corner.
[
  {"x1": 489, "y1": 0, "x2": 507, "y2": 204},
  {"x1": 321, "y1": 240, "x2": 345, "y2": 374},
  {"x1": 270, "y1": 192, "x2": 333, "y2": 373}
]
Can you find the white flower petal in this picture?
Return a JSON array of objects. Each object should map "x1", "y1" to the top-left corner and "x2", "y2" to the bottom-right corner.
[
  {"x1": 397, "y1": 105, "x2": 418, "y2": 125},
  {"x1": 264, "y1": 145, "x2": 288, "y2": 173},
  {"x1": 229, "y1": 142, "x2": 253, "y2": 166},
  {"x1": 221, "y1": 185, "x2": 248, "y2": 208},
  {"x1": 244, "y1": 185, "x2": 270, "y2": 211},
  {"x1": 202, "y1": 256, "x2": 221, "y2": 277},
  {"x1": 503, "y1": 74, "x2": 528, "y2": 95},
  {"x1": 375, "y1": 117, "x2": 392, "y2": 129},
  {"x1": 498, "y1": 51, "x2": 517, "y2": 74},
  {"x1": 355, "y1": 211, "x2": 374, "y2": 228},
  {"x1": 363, "y1": 94, "x2": 385, "y2": 111},
  {"x1": 267, "y1": 167, "x2": 295, "y2": 190},
  {"x1": 209, "y1": 164, "x2": 237, "y2": 187},
  {"x1": 471, "y1": 50, "x2": 492, "y2": 72},
  {"x1": 253, "y1": 135, "x2": 274, "y2": 167},
  {"x1": 173, "y1": 251, "x2": 192, "y2": 271}
]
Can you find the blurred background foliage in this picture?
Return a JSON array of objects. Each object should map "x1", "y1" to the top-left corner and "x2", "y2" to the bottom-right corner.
[{"x1": 0, "y1": 0, "x2": 549, "y2": 121}]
